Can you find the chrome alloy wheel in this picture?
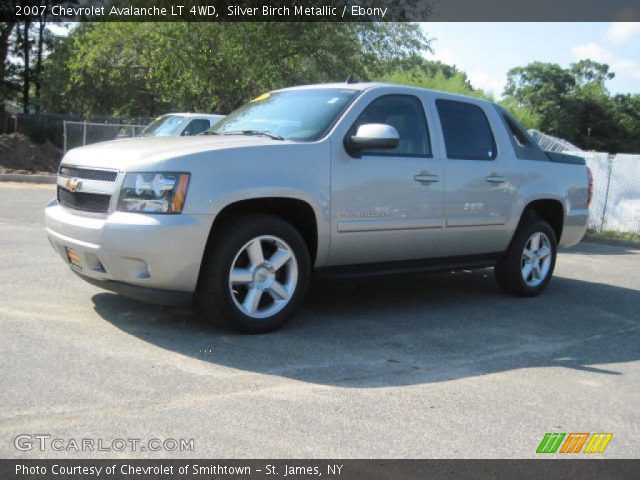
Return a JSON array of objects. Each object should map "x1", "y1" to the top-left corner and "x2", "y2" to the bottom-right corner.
[
  {"x1": 228, "y1": 235, "x2": 298, "y2": 319},
  {"x1": 521, "y1": 231, "x2": 552, "y2": 287}
]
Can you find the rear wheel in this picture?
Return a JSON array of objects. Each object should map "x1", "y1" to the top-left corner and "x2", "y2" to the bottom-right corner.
[
  {"x1": 495, "y1": 219, "x2": 557, "y2": 297},
  {"x1": 197, "y1": 214, "x2": 310, "y2": 333}
]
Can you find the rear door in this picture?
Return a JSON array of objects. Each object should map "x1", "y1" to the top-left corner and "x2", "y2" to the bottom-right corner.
[{"x1": 434, "y1": 98, "x2": 516, "y2": 257}]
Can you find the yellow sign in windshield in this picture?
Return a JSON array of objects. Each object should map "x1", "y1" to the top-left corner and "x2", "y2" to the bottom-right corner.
[{"x1": 251, "y1": 93, "x2": 270, "y2": 102}]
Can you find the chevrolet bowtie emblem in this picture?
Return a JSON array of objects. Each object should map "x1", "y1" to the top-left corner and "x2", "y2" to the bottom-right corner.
[{"x1": 66, "y1": 177, "x2": 81, "y2": 192}]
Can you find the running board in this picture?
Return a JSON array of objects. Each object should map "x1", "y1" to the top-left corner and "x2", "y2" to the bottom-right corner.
[{"x1": 316, "y1": 253, "x2": 502, "y2": 279}]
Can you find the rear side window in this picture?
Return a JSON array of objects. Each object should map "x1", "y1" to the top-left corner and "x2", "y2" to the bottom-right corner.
[
  {"x1": 503, "y1": 114, "x2": 532, "y2": 147},
  {"x1": 350, "y1": 94, "x2": 431, "y2": 156},
  {"x1": 436, "y1": 99, "x2": 496, "y2": 160},
  {"x1": 496, "y1": 106, "x2": 549, "y2": 161}
]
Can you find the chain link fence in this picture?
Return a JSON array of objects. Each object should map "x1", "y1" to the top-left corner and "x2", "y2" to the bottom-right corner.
[
  {"x1": 583, "y1": 153, "x2": 640, "y2": 234},
  {"x1": 530, "y1": 130, "x2": 640, "y2": 235},
  {"x1": 63, "y1": 121, "x2": 148, "y2": 153}
]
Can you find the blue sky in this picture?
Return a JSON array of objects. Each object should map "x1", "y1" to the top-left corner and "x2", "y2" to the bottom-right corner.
[{"x1": 421, "y1": 23, "x2": 640, "y2": 97}]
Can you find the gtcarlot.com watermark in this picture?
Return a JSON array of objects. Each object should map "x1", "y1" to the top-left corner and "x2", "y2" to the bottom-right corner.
[{"x1": 14, "y1": 434, "x2": 194, "y2": 453}]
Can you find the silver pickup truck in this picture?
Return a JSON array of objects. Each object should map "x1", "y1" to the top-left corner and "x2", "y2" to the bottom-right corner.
[{"x1": 45, "y1": 83, "x2": 591, "y2": 333}]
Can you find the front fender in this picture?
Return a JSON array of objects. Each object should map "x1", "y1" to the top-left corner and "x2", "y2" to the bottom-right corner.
[
  {"x1": 208, "y1": 188, "x2": 330, "y2": 266},
  {"x1": 162, "y1": 142, "x2": 332, "y2": 266}
]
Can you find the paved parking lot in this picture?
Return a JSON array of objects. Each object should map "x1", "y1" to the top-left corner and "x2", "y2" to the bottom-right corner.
[{"x1": 1, "y1": 182, "x2": 639, "y2": 458}]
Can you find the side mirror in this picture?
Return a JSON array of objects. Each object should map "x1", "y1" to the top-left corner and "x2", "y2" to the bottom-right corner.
[{"x1": 345, "y1": 123, "x2": 399, "y2": 155}]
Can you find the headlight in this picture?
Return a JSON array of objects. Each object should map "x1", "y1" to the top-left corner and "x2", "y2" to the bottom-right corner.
[{"x1": 118, "y1": 172, "x2": 190, "y2": 213}]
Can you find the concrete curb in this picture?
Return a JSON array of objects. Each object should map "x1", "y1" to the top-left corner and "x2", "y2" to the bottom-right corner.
[
  {"x1": 583, "y1": 234, "x2": 640, "y2": 249},
  {"x1": 0, "y1": 173, "x2": 56, "y2": 184}
]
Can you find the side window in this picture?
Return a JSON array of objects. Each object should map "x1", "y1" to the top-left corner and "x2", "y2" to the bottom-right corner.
[
  {"x1": 496, "y1": 107, "x2": 548, "y2": 161},
  {"x1": 503, "y1": 114, "x2": 532, "y2": 148},
  {"x1": 350, "y1": 95, "x2": 431, "y2": 156},
  {"x1": 182, "y1": 119, "x2": 211, "y2": 136},
  {"x1": 436, "y1": 99, "x2": 496, "y2": 160}
]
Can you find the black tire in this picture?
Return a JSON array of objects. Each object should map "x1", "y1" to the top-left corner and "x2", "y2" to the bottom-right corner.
[
  {"x1": 197, "y1": 214, "x2": 311, "y2": 333},
  {"x1": 495, "y1": 219, "x2": 557, "y2": 297}
]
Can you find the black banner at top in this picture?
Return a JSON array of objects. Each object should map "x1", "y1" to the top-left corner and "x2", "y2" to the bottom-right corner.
[{"x1": 3, "y1": 0, "x2": 640, "y2": 22}]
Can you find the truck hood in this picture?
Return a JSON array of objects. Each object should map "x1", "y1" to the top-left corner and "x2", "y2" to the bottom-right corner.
[{"x1": 61, "y1": 135, "x2": 285, "y2": 171}]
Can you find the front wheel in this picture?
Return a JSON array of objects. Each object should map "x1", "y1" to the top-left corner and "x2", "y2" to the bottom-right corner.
[
  {"x1": 495, "y1": 219, "x2": 557, "y2": 297},
  {"x1": 197, "y1": 214, "x2": 311, "y2": 333}
]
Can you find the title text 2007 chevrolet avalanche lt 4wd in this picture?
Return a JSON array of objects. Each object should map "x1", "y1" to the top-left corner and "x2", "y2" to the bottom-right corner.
[{"x1": 45, "y1": 83, "x2": 591, "y2": 333}]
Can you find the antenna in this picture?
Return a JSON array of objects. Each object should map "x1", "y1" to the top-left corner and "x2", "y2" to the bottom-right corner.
[{"x1": 346, "y1": 75, "x2": 358, "y2": 84}]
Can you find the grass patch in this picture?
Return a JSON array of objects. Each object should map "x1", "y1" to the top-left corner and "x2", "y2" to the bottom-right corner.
[{"x1": 588, "y1": 229, "x2": 640, "y2": 243}]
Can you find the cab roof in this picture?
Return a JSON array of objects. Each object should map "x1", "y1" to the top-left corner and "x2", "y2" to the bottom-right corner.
[{"x1": 276, "y1": 82, "x2": 495, "y2": 106}]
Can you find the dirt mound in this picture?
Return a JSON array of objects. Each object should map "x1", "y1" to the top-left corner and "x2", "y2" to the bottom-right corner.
[{"x1": 0, "y1": 133, "x2": 62, "y2": 174}]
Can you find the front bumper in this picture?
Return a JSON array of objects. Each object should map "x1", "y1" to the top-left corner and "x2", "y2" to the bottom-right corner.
[
  {"x1": 45, "y1": 199, "x2": 214, "y2": 301},
  {"x1": 73, "y1": 272, "x2": 194, "y2": 306}
]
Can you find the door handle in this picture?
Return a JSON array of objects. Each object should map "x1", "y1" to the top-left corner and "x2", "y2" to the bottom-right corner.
[
  {"x1": 486, "y1": 175, "x2": 506, "y2": 184},
  {"x1": 414, "y1": 173, "x2": 440, "y2": 184}
]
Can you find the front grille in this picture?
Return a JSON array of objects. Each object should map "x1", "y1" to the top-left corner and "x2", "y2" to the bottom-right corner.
[
  {"x1": 57, "y1": 187, "x2": 111, "y2": 214},
  {"x1": 59, "y1": 166, "x2": 118, "y2": 182}
]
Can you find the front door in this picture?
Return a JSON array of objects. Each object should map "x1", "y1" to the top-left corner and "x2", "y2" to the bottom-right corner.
[{"x1": 329, "y1": 94, "x2": 444, "y2": 266}]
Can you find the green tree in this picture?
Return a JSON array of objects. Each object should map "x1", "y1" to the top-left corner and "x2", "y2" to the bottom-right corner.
[
  {"x1": 498, "y1": 97, "x2": 540, "y2": 130},
  {"x1": 612, "y1": 93, "x2": 640, "y2": 152},
  {"x1": 502, "y1": 60, "x2": 638, "y2": 152},
  {"x1": 570, "y1": 59, "x2": 615, "y2": 85},
  {"x1": 0, "y1": 22, "x2": 16, "y2": 111},
  {"x1": 503, "y1": 62, "x2": 576, "y2": 137},
  {"x1": 569, "y1": 64, "x2": 618, "y2": 151},
  {"x1": 40, "y1": 24, "x2": 89, "y2": 115},
  {"x1": 377, "y1": 58, "x2": 492, "y2": 100},
  {"x1": 41, "y1": 22, "x2": 429, "y2": 117}
]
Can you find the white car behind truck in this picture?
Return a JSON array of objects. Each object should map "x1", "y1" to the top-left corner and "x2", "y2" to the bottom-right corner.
[
  {"x1": 140, "y1": 113, "x2": 225, "y2": 137},
  {"x1": 45, "y1": 83, "x2": 591, "y2": 333}
]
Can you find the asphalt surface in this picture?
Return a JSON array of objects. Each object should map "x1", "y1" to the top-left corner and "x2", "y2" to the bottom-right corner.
[{"x1": 1, "y1": 182, "x2": 639, "y2": 459}]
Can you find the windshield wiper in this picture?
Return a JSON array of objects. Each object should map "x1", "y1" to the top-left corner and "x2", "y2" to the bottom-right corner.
[
  {"x1": 199, "y1": 130, "x2": 221, "y2": 135},
  {"x1": 220, "y1": 130, "x2": 284, "y2": 140}
]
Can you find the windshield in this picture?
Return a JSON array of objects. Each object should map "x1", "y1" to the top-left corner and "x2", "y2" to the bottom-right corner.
[
  {"x1": 141, "y1": 115, "x2": 185, "y2": 137},
  {"x1": 209, "y1": 88, "x2": 359, "y2": 141}
]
